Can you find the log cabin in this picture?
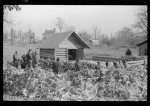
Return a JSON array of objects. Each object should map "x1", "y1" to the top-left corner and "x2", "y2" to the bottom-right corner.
[{"x1": 39, "y1": 31, "x2": 90, "y2": 62}]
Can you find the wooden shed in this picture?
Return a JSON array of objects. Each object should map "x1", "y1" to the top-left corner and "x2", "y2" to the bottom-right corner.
[
  {"x1": 136, "y1": 39, "x2": 147, "y2": 56},
  {"x1": 39, "y1": 31, "x2": 90, "y2": 62}
]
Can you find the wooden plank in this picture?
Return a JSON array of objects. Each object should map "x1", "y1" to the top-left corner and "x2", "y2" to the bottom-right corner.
[
  {"x1": 40, "y1": 51, "x2": 54, "y2": 54},
  {"x1": 55, "y1": 50, "x2": 66, "y2": 52},
  {"x1": 40, "y1": 51, "x2": 54, "y2": 53},
  {"x1": 40, "y1": 49, "x2": 54, "y2": 51},
  {"x1": 40, "y1": 52, "x2": 54, "y2": 55},
  {"x1": 40, "y1": 53, "x2": 54, "y2": 55},
  {"x1": 56, "y1": 55, "x2": 67, "y2": 57},
  {"x1": 40, "y1": 49, "x2": 54, "y2": 52},
  {"x1": 40, "y1": 54, "x2": 54, "y2": 57},
  {"x1": 55, "y1": 56, "x2": 66, "y2": 58},
  {"x1": 56, "y1": 56, "x2": 67, "y2": 59},
  {"x1": 55, "y1": 49, "x2": 67, "y2": 52},
  {"x1": 127, "y1": 62, "x2": 144, "y2": 66},
  {"x1": 92, "y1": 56, "x2": 142, "y2": 62},
  {"x1": 40, "y1": 50, "x2": 54, "y2": 51},
  {"x1": 55, "y1": 56, "x2": 67, "y2": 58},
  {"x1": 40, "y1": 52, "x2": 54, "y2": 54},
  {"x1": 55, "y1": 53, "x2": 66, "y2": 55},
  {"x1": 55, "y1": 51, "x2": 67, "y2": 54},
  {"x1": 126, "y1": 60, "x2": 144, "y2": 64},
  {"x1": 40, "y1": 55, "x2": 54, "y2": 57},
  {"x1": 66, "y1": 49, "x2": 68, "y2": 62},
  {"x1": 40, "y1": 50, "x2": 54, "y2": 52}
]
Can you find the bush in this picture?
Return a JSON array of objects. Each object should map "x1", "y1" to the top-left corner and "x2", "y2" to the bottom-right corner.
[{"x1": 125, "y1": 49, "x2": 132, "y2": 56}]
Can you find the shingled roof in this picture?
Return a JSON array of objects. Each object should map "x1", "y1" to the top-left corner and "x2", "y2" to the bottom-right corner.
[{"x1": 39, "y1": 31, "x2": 90, "y2": 49}]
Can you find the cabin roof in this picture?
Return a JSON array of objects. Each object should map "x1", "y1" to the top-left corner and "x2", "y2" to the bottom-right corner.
[
  {"x1": 39, "y1": 31, "x2": 90, "y2": 49},
  {"x1": 136, "y1": 39, "x2": 147, "y2": 46}
]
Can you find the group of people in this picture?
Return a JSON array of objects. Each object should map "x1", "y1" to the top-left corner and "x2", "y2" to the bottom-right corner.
[
  {"x1": 13, "y1": 49, "x2": 38, "y2": 70},
  {"x1": 52, "y1": 58, "x2": 82, "y2": 75},
  {"x1": 13, "y1": 49, "x2": 127, "y2": 76},
  {"x1": 13, "y1": 49, "x2": 83, "y2": 74}
]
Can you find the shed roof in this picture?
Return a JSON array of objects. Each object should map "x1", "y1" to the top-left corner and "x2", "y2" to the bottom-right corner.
[
  {"x1": 136, "y1": 39, "x2": 147, "y2": 46},
  {"x1": 39, "y1": 31, "x2": 90, "y2": 49}
]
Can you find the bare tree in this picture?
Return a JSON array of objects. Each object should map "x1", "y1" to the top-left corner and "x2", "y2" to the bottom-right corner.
[
  {"x1": 132, "y1": 6, "x2": 147, "y2": 38},
  {"x1": 26, "y1": 29, "x2": 35, "y2": 44},
  {"x1": 55, "y1": 17, "x2": 66, "y2": 33},
  {"x1": 114, "y1": 27, "x2": 137, "y2": 47},
  {"x1": 10, "y1": 28, "x2": 15, "y2": 45},
  {"x1": 19, "y1": 29, "x2": 22, "y2": 44},
  {"x1": 92, "y1": 25, "x2": 101, "y2": 39}
]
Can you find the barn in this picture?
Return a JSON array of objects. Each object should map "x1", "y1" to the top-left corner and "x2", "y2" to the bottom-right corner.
[
  {"x1": 39, "y1": 31, "x2": 90, "y2": 62},
  {"x1": 136, "y1": 39, "x2": 147, "y2": 56}
]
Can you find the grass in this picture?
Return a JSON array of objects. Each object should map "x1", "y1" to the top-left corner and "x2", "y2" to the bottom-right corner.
[
  {"x1": 3, "y1": 43, "x2": 39, "y2": 62},
  {"x1": 3, "y1": 43, "x2": 139, "y2": 63},
  {"x1": 84, "y1": 45, "x2": 139, "y2": 58}
]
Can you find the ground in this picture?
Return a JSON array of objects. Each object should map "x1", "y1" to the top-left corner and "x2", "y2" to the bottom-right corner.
[
  {"x1": 3, "y1": 43, "x2": 145, "y2": 101},
  {"x1": 3, "y1": 43, "x2": 39, "y2": 62},
  {"x1": 3, "y1": 43, "x2": 139, "y2": 63}
]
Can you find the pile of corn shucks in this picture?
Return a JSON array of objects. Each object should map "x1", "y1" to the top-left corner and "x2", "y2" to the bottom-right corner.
[{"x1": 3, "y1": 61, "x2": 147, "y2": 101}]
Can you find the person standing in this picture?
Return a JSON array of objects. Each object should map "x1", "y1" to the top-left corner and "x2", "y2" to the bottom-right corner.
[
  {"x1": 32, "y1": 50, "x2": 38, "y2": 68},
  {"x1": 75, "y1": 58, "x2": 82, "y2": 72},
  {"x1": 52, "y1": 58, "x2": 62, "y2": 75},
  {"x1": 26, "y1": 49, "x2": 33, "y2": 69},
  {"x1": 13, "y1": 51, "x2": 19, "y2": 68},
  {"x1": 106, "y1": 61, "x2": 108, "y2": 68}
]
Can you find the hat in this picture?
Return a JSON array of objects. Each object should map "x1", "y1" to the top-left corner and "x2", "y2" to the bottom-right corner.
[{"x1": 57, "y1": 58, "x2": 60, "y2": 61}]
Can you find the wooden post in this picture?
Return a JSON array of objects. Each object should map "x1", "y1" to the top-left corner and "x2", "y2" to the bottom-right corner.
[
  {"x1": 66, "y1": 49, "x2": 68, "y2": 62},
  {"x1": 54, "y1": 49, "x2": 56, "y2": 61}
]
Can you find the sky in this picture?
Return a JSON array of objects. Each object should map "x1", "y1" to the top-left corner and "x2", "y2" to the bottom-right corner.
[{"x1": 3, "y1": 5, "x2": 146, "y2": 40}]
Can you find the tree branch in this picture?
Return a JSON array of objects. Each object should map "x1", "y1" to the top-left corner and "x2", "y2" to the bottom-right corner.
[{"x1": 139, "y1": 16, "x2": 147, "y2": 28}]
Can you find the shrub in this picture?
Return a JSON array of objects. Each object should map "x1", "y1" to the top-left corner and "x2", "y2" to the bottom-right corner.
[{"x1": 125, "y1": 48, "x2": 132, "y2": 56}]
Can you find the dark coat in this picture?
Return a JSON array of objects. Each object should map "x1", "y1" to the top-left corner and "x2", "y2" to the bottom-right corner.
[
  {"x1": 13, "y1": 54, "x2": 19, "y2": 67},
  {"x1": 75, "y1": 60, "x2": 82, "y2": 71},
  {"x1": 32, "y1": 52, "x2": 37, "y2": 67},
  {"x1": 13, "y1": 54, "x2": 18, "y2": 63},
  {"x1": 52, "y1": 61, "x2": 62, "y2": 74},
  {"x1": 26, "y1": 52, "x2": 33, "y2": 67}
]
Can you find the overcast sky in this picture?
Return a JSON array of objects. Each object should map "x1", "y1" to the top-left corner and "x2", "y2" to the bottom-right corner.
[{"x1": 4, "y1": 5, "x2": 146, "y2": 40}]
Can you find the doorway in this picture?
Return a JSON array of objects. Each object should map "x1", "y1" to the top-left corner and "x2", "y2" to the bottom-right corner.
[{"x1": 68, "y1": 49, "x2": 77, "y2": 60}]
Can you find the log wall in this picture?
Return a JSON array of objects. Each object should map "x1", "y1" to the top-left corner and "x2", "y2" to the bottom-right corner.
[
  {"x1": 40, "y1": 48, "x2": 55, "y2": 59},
  {"x1": 55, "y1": 48, "x2": 68, "y2": 62}
]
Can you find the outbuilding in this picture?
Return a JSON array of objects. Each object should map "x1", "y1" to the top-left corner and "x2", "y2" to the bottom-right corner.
[
  {"x1": 136, "y1": 39, "x2": 147, "y2": 56},
  {"x1": 39, "y1": 31, "x2": 90, "y2": 62}
]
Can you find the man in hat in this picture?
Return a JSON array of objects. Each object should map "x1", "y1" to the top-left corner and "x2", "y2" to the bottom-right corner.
[
  {"x1": 32, "y1": 50, "x2": 38, "y2": 68},
  {"x1": 13, "y1": 51, "x2": 19, "y2": 68},
  {"x1": 52, "y1": 58, "x2": 62, "y2": 74},
  {"x1": 26, "y1": 49, "x2": 33, "y2": 69},
  {"x1": 75, "y1": 58, "x2": 82, "y2": 72}
]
